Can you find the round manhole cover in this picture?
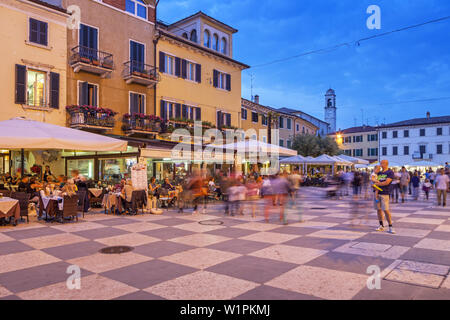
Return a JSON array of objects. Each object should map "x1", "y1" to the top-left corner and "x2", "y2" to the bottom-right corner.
[
  {"x1": 310, "y1": 207, "x2": 327, "y2": 210},
  {"x1": 199, "y1": 220, "x2": 224, "y2": 225},
  {"x1": 99, "y1": 246, "x2": 134, "y2": 254}
]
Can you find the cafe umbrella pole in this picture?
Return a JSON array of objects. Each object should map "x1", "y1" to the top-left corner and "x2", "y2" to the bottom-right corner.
[{"x1": 20, "y1": 148, "x2": 24, "y2": 178}]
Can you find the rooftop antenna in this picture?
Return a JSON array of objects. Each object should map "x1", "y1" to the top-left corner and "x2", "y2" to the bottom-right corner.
[
  {"x1": 250, "y1": 73, "x2": 254, "y2": 101},
  {"x1": 353, "y1": 117, "x2": 357, "y2": 127}
]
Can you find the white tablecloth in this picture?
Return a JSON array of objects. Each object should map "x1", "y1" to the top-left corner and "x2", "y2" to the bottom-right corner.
[
  {"x1": 42, "y1": 196, "x2": 64, "y2": 211},
  {"x1": 89, "y1": 188, "x2": 103, "y2": 198},
  {"x1": 0, "y1": 197, "x2": 19, "y2": 213}
]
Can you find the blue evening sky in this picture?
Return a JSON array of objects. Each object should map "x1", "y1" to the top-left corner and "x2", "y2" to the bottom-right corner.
[{"x1": 158, "y1": 0, "x2": 450, "y2": 130}]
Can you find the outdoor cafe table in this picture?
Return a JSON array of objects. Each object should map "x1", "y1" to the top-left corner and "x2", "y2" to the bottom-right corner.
[
  {"x1": 39, "y1": 195, "x2": 63, "y2": 218},
  {"x1": 102, "y1": 192, "x2": 122, "y2": 214},
  {"x1": 0, "y1": 197, "x2": 20, "y2": 222},
  {"x1": 88, "y1": 188, "x2": 103, "y2": 198}
]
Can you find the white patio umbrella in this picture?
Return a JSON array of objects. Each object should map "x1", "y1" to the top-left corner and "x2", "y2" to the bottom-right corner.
[
  {"x1": 0, "y1": 117, "x2": 127, "y2": 151},
  {"x1": 405, "y1": 161, "x2": 441, "y2": 168},
  {"x1": 337, "y1": 154, "x2": 369, "y2": 165},
  {"x1": 207, "y1": 139, "x2": 297, "y2": 157},
  {"x1": 280, "y1": 155, "x2": 307, "y2": 164}
]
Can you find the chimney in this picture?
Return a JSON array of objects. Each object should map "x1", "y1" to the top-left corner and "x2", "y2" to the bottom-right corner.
[
  {"x1": 254, "y1": 95, "x2": 259, "y2": 104},
  {"x1": 426, "y1": 111, "x2": 430, "y2": 119}
]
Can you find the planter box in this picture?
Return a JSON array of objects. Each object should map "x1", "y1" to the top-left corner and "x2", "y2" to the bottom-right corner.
[
  {"x1": 80, "y1": 57, "x2": 91, "y2": 64},
  {"x1": 92, "y1": 60, "x2": 100, "y2": 66},
  {"x1": 102, "y1": 62, "x2": 113, "y2": 69}
]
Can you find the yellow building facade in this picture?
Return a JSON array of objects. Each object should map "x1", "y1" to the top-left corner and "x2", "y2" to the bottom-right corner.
[
  {"x1": 0, "y1": 0, "x2": 68, "y2": 175},
  {"x1": 156, "y1": 13, "x2": 249, "y2": 140}
]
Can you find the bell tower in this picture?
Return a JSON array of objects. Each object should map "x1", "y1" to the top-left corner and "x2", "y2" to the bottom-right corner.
[{"x1": 324, "y1": 89, "x2": 336, "y2": 133}]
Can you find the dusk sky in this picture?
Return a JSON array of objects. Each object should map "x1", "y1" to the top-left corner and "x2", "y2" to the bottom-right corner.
[{"x1": 158, "y1": 0, "x2": 450, "y2": 130}]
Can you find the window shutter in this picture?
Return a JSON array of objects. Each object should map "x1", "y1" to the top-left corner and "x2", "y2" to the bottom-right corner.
[
  {"x1": 181, "y1": 59, "x2": 187, "y2": 79},
  {"x1": 39, "y1": 21, "x2": 48, "y2": 46},
  {"x1": 217, "y1": 111, "x2": 222, "y2": 127},
  {"x1": 175, "y1": 57, "x2": 181, "y2": 77},
  {"x1": 213, "y1": 70, "x2": 218, "y2": 88},
  {"x1": 195, "y1": 108, "x2": 201, "y2": 121},
  {"x1": 29, "y1": 18, "x2": 38, "y2": 43},
  {"x1": 129, "y1": 93, "x2": 135, "y2": 114},
  {"x1": 160, "y1": 100, "x2": 166, "y2": 120},
  {"x1": 182, "y1": 105, "x2": 187, "y2": 119},
  {"x1": 159, "y1": 51, "x2": 165, "y2": 73},
  {"x1": 226, "y1": 113, "x2": 231, "y2": 127},
  {"x1": 80, "y1": 82, "x2": 89, "y2": 105},
  {"x1": 15, "y1": 64, "x2": 27, "y2": 104},
  {"x1": 226, "y1": 74, "x2": 231, "y2": 91},
  {"x1": 195, "y1": 64, "x2": 201, "y2": 83},
  {"x1": 49, "y1": 72, "x2": 59, "y2": 109},
  {"x1": 175, "y1": 104, "x2": 181, "y2": 119}
]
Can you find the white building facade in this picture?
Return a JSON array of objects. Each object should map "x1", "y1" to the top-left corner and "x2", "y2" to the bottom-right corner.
[{"x1": 378, "y1": 114, "x2": 450, "y2": 165}]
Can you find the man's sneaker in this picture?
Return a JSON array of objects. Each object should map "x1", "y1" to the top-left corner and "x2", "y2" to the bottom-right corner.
[
  {"x1": 388, "y1": 227, "x2": 396, "y2": 234},
  {"x1": 375, "y1": 226, "x2": 385, "y2": 232}
]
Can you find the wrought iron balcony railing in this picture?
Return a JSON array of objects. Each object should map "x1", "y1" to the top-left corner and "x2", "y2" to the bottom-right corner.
[
  {"x1": 69, "y1": 112, "x2": 115, "y2": 130},
  {"x1": 69, "y1": 45, "x2": 114, "y2": 75},
  {"x1": 122, "y1": 60, "x2": 160, "y2": 86}
]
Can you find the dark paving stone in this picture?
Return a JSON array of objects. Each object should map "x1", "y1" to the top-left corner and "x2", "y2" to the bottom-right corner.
[
  {"x1": 4, "y1": 227, "x2": 64, "y2": 240},
  {"x1": 139, "y1": 227, "x2": 194, "y2": 240},
  {"x1": 206, "y1": 256, "x2": 297, "y2": 284},
  {"x1": 133, "y1": 241, "x2": 195, "y2": 258},
  {"x1": 100, "y1": 260, "x2": 196, "y2": 289},
  {"x1": 410, "y1": 214, "x2": 449, "y2": 220},
  {"x1": 269, "y1": 226, "x2": 318, "y2": 236},
  {"x1": 328, "y1": 224, "x2": 374, "y2": 233},
  {"x1": 309, "y1": 216, "x2": 349, "y2": 224},
  {"x1": 73, "y1": 227, "x2": 128, "y2": 240},
  {"x1": 306, "y1": 251, "x2": 394, "y2": 275},
  {"x1": 283, "y1": 236, "x2": 348, "y2": 251},
  {"x1": 233, "y1": 285, "x2": 322, "y2": 300},
  {"x1": 426, "y1": 231, "x2": 450, "y2": 240},
  {"x1": 0, "y1": 295, "x2": 22, "y2": 300},
  {"x1": 206, "y1": 239, "x2": 272, "y2": 255},
  {"x1": 219, "y1": 218, "x2": 252, "y2": 227},
  {"x1": 42, "y1": 241, "x2": 104, "y2": 260},
  {"x1": 206, "y1": 227, "x2": 258, "y2": 238},
  {"x1": 152, "y1": 218, "x2": 192, "y2": 227},
  {"x1": 92, "y1": 218, "x2": 139, "y2": 227},
  {"x1": 114, "y1": 290, "x2": 165, "y2": 300},
  {"x1": 0, "y1": 241, "x2": 34, "y2": 256},
  {"x1": 353, "y1": 279, "x2": 449, "y2": 300},
  {"x1": 0, "y1": 261, "x2": 91, "y2": 293},
  {"x1": 391, "y1": 222, "x2": 436, "y2": 230},
  {"x1": 356, "y1": 233, "x2": 421, "y2": 247},
  {"x1": 399, "y1": 248, "x2": 450, "y2": 266}
]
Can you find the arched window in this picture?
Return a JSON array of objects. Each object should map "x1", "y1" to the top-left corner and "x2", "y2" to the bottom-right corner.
[
  {"x1": 190, "y1": 29, "x2": 197, "y2": 43},
  {"x1": 213, "y1": 34, "x2": 219, "y2": 51},
  {"x1": 182, "y1": 32, "x2": 188, "y2": 39},
  {"x1": 221, "y1": 37, "x2": 227, "y2": 54},
  {"x1": 204, "y1": 30, "x2": 211, "y2": 48}
]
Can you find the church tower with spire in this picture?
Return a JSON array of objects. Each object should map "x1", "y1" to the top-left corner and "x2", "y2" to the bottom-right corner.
[{"x1": 324, "y1": 89, "x2": 337, "y2": 133}]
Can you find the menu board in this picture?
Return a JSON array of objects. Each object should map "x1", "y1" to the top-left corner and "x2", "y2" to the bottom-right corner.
[{"x1": 131, "y1": 163, "x2": 148, "y2": 191}]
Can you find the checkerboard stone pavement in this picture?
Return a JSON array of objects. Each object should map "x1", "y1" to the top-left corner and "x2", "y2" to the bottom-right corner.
[{"x1": 0, "y1": 188, "x2": 449, "y2": 300}]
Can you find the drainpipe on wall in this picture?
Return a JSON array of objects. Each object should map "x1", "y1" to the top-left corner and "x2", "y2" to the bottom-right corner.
[{"x1": 153, "y1": 0, "x2": 161, "y2": 117}]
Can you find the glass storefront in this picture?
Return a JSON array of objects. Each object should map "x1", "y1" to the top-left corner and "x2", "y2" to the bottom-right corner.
[
  {"x1": 67, "y1": 159, "x2": 95, "y2": 180},
  {"x1": 99, "y1": 157, "x2": 137, "y2": 184}
]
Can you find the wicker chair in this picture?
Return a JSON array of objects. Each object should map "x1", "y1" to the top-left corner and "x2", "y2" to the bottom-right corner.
[
  {"x1": 61, "y1": 195, "x2": 79, "y2": 223},
  {"x1": 0, "y1": 189, "x2": 11, "y2": 197},
  {"x1": 11, "y1": 192, "x2": 31, "y2": 223}
]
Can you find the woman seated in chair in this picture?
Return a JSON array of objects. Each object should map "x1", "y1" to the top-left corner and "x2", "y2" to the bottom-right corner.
[
  {"x1": 62, "y1": 181, "x2": 78, "y2": 197},
  {"x1": 120, "y1": 179, "x2": 134, "y2": 213}
]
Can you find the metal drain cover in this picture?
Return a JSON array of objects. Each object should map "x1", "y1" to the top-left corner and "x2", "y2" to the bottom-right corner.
[
  {"x1": 199, "y1": 220, "x2": 224, "y2": 225},
  {"x1": 310, "y1": 207, "x2": 327, "y2": 210},
  {"x1": 99, "y1": 246, "x2": 134, "y2": 254}
]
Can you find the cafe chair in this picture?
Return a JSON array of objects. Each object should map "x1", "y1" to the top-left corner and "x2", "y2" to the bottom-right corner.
[
  {"x1": 76, "y1": 190, "x2": 87, "y2": 218},
  {"x1": 0, "y1": 189, "x2": 11, "y2": 198},
  {"x1": 11, "y1": 192, "x2": 31, "y2": 223},
  {"x1": 60, "y1": 195, "x2": 79, "y2": 223}
]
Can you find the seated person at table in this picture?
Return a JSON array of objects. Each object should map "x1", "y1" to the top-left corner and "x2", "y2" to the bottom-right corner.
[
  {"x1": 114, "y1": 179, "x2": 126, "y2": 192},
  {"x1": 57, "y1": 175, "x2": 67, "y2": 189},
  {"x1": 18, "y1": 175, "x2": 34, "y2": 193},
  {"x1": 120, "y1": 179, "x2": 134, "y2": 209},
  {"x1": 161, "y1": 178, "x2": 175, "y2": 191},
  {"x1": 62, "y1": 181, "x2": 78, "y2": 196},
  {"x1": 149, "y1": 177, "x2": 159, "y2": 198}
]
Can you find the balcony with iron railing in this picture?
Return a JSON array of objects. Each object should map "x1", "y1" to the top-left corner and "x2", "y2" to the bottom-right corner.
[
  {"x1": 66, "y1": 105, "x2": 117, "y2": 131},
  {"x1": 69, "y1": 45, "x2": 114, "y2": 77},
  {"x1": 122, "y1": 61, "x2": 160, "y2": 87},
  {"x1": 122, "y1": 114, "x2": 163, "y2": 136}
]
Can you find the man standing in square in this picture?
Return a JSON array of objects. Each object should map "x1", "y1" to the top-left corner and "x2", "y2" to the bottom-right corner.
[
  {"x1": 435, "y1": 168, "x2": 449, "y2": 207},
  {"x1": 374, "y1": 160, "x2": 395, "y2": 234}
]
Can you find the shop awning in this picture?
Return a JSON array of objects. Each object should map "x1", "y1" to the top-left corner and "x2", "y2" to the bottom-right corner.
[
  {"x1": 207, "y1": 140, "x2": 297, "y2": 157},
  {"x1": 337, "y1": 154, "x2": 369, "y2": 165},
  {"x1": 0, "y1": 117, "x2": 127, "y2": 151},
  {"x1": 280, "y1": 155, "x2": 307, "y2": 164}
]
